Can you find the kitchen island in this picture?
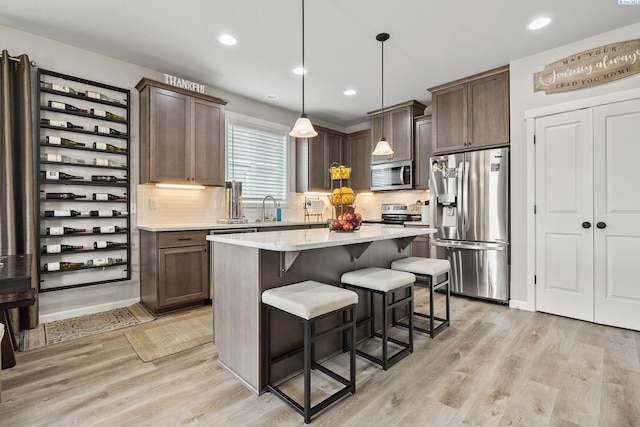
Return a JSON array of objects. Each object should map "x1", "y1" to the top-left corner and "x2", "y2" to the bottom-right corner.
[{"x1": 207, "y1": 225, "x2": 435, "y2": 393}]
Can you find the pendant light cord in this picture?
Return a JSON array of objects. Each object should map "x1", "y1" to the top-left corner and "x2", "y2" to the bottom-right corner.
[
  {"x1": 380, "y1": 35, "x2": 384, "y2": 138},
  {"x1": 301, "y1": 0, "x2": 306, "y2": 115}
]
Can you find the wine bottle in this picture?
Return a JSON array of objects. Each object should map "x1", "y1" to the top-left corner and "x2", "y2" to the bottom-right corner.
[
  {"x1": 40, "y1": 118, "x2": 84, "y2": 129},
  {"x1": 46, "y1": 136, "x2": 86, "y2": 147},
  {"x1": 41, "y1": 82, "x2": 77, "y2": 94},
  {"x1": 40, "y1": 170, "x2": 84, "y2": 180},
  {"x1": 91, "y1": 175, "x2": 127, "y2": 183},
  {"x1": 92, "y1": 193, "x2": 127, "y2": 201},
  {"x1": 92, "y1": 142, "x2": 126, "y2": 152},
  {"x1": 40, "y1": 153, "x2": 86, "y2": 164},
  {"x1": 93, "y1": 241, "x2": 125, "y2": 249},
  {"x1": 46, "y1": 226, "x2": 86, "y2": 235},
  {"x1": 93, "y1": 158, "x2": 124, "y2": 167},
  {"x1": 41, "y1": 244, "x2": 84, "y2": 253},
  {"x1": 85, "y1": 257, "x2": 123, "y2": 267},
  {"x1": 92, "y1": 225, "x2": 127, "y2": 234},
  {"x1": 94, "y1": 126, "x2": 127, "y2": 136},
  {"x1": 89, "y1": 210, "x2": 124, "y2": 217},
  {"x1": 43, "y1": 261, "x2": 85, "y2": 272},
  {"x1": 90, "y1": 108, "x2": 125, "y2": 120},
  {"x1": 85, "y1": 90, "x2": 123, "y2": 104},
  {"x1": 45, "y1": 192, "x2": 87, "y2": 200},
  {"x1": 44, "y1": 210, "x2": 82, "y2": 217},
  {"x1": 48, "y1": 100, "x2": 88, "y2": 113}
]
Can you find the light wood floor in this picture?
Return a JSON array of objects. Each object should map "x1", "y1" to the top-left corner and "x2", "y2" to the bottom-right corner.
[{"x1": 1, "y1": 289, "x2": 639, "y2": 426}]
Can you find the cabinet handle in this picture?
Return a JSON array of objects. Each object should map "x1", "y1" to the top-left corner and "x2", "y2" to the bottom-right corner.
[
  {"x1": 596, "y1": 222, "x2": 607, "y2": 229},
  {"x1": 582, "y1": 221, "x2": 591, "y2": 229},
  {"x1": 178, "y1": 238, "x2": 193, "y2": 241}
]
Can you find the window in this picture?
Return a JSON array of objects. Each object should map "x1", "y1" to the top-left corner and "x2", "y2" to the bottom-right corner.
[{"x1": 225, "y1": 112, "x2": 290, "y2": 202}]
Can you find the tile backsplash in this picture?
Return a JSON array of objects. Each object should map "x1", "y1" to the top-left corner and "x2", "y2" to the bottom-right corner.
[{"x1": 137, "y1": 183, "x2": 429, "y2": 227}]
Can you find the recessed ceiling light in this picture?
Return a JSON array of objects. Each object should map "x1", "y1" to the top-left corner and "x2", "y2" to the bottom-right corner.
[
  {"x1": 218, "y1": 34, "x2": 237, "y2": 45},
  {"x1": 528, "y1": 17, "x2": 551, "y2": 30},
  {"x1": 293, "y1": 67, "x2": 307, "y2": 75},
  {"x1": 344, "y1": 89, "x2": 356, "y2": 96},
  {"x1": 266, "y1": 94, "x2": 279, "y2": 100}
]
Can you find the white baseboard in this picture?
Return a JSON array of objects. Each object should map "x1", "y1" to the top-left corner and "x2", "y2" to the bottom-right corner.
[
  {"x1": 509, "y1": 299, "x2": 535, "y2": 312},
  {"x1": 39, "y1": 297, "x2": 141, "y2": 324}
]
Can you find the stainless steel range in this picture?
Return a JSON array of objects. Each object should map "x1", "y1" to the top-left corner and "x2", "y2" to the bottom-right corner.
[{"x1": 359, "y1": 203, "x2": 423, "y2": 226}]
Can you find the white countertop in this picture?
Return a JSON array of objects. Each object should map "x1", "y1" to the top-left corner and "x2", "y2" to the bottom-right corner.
[
  {"x1": 137, "y1": 221, "x2": 326, "y2": 232},
  {"x1": 206, "y1": 224, "x2": 436, "y2": 251}
]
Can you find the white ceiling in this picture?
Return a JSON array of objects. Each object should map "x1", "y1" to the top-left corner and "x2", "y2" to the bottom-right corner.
[{"x1": 2, "y1": 0, "x2": 640, "y2": 127}]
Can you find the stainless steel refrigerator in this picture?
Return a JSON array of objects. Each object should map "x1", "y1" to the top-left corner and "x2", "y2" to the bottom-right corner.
[{"x1": 429, "y1": 147, "x2": 509, "y2": 303}]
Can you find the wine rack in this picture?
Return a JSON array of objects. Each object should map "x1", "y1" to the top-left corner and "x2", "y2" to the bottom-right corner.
[{"x1": 37, "y1": 69, "x2": 131, "y2": 292}]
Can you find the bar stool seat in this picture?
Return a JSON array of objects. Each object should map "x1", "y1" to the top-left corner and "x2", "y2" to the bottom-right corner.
[
  {"x1": 341, "y1": 267, "x2": 415, "y2": 370},
  {"x1": 262, "y1": 281, "x2": 358, "y2": 424},
  {"x1": 390, "y1": 257, "x2": 451, "y2": 338}
]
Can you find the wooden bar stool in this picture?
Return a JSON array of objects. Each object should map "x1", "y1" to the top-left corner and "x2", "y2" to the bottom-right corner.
[
  {"x1": 262, "y1": 280, "x2": 358, "y2": 424},
  {"x1": 341, "y1": 267, "x2": 415, "y2": 370},
  {"x1": 390, "y1": 257, "x2": 450, "y2": 338}
]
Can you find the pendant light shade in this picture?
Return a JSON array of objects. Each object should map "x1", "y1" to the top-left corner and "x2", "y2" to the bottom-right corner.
[
  {"x1": 372, "y1": 137, "x2": 393, "y2": 156},
  {"x1": 290, "y1": 114, "x2": 317, "y2": 137},
  {"x1": 289, "y1": 0, "x2": 318, "y2": 138},
  {"x1": 372, "y1": 32, "x2": 394, "y2": 156}
]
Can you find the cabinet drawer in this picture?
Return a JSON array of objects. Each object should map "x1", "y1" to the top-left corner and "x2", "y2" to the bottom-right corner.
[{"x1": 158, "y1": 230, "x2": 208, "y2": 248}]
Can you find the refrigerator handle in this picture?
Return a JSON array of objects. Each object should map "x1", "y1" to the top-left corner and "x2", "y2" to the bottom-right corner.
[{"x1": 462, "y1": 161, "x2": 469, "y2": 232}]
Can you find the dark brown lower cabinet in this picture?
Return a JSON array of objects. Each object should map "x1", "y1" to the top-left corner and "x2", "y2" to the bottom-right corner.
[{"x1": 141, "y1": 230, "x2": 209, "y2": 314}]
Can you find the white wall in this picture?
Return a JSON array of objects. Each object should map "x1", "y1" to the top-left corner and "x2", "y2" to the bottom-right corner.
[{"x1": 508, "y1": 22, "x2": 640, "y2": 310}]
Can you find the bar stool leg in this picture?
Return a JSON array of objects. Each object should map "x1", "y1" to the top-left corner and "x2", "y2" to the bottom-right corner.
[
  {"x1": 349, "y1": 306, "x2": 356, "y2": 393},
  {"x1": 304, "y1": 320, "x2": 312, "y2": 424},
  {"x1": 382, "y1": 292, "x2": 388, "y2": 370}
]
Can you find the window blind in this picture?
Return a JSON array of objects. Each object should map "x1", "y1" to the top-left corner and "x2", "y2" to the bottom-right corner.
[{"x1": 227, "y1": 119, "x2": 287, "y2": 201}]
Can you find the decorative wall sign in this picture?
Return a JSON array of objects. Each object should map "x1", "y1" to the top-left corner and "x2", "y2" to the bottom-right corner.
[
  {"x1": 163, "y1": 73, "x2": 206, "y2": 94},
  {"x1": 534, "y1": 39, "x2": 640, "y2": 93}
]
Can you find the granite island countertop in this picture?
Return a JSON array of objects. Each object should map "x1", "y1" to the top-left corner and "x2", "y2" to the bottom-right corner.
[{"x1": 206, "y1": 224, "x2": 436, "y2": 251}]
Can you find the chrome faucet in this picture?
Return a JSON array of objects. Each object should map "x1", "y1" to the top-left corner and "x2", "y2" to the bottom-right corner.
[{"x1": 261, "y1": 195, "x2": 278, "y2": 222}]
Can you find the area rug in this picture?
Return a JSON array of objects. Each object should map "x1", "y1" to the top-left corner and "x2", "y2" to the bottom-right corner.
[
  {"x1": 123, "y1": 314, "x2": 212, "y2": 362},
  {"x1": 20, "y1": 303, "x2": 156, "y2": 351}
]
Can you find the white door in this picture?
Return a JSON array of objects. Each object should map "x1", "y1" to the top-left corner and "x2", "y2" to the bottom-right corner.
[
  {"x1": 535, "y1": 109, "x2": 594, "y2": 321},
  {"x1": 593, "y1": 99, "x2": 640, "y2": 331}
]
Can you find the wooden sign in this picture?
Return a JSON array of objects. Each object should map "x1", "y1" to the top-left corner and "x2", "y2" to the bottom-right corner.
[{"x1": 534, "y1": 39, "x2": 640, "y2": 93}]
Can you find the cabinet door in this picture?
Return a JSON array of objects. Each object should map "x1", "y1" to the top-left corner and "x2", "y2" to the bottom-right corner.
[
  {"x1": 149, "y1": 87, "x2": 189, "y2": 182},
  {"x1": 432, "y1": 84, "x2": 467, "y2": 154},
  {"x1": 468, "y1": 71, "x2": 510, "y2": 149},
  {"x1": 388, "y1": 106, "x2": 413, "y2": 161},
  {"x1": 371, "y1": 113, "x2": 391, "y2": 163},
  {"x1": 295, "y1": 136, "x2": 325, "y2": 192},
  {"x1": 345, "y1": 130, "x2": 371, "y2": 191},
  {"x1": 193, "y1": 98, "x2": 224, "y2": 186},
  {"x1": 325, "y1": 131, "x2": 343, "y2": 188},
  {"x1": 414, "y1": 116, "x2": 432, "y2": 190},
  {"x1": 158, "y1": 245, "x2": 208, "y2": 308}
]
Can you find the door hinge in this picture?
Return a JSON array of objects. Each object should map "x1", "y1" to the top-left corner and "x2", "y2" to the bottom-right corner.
[
  {"x1": 534, "y1": 275, "x2": 537, "y2": 285},
  {"x1": 534, "y1": 205, "x2": 537, "y2": 214},
  {"x1": 533, "y1": 134, "x2": 536, "y2": 145}
]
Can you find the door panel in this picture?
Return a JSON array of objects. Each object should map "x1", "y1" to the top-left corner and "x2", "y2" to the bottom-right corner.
[
  {"x1": 593, "y1": 99, "x2": 640, "y2": 330},
  {"x1": 535, "y1": 109, "x2": 594, "y2": 321}
]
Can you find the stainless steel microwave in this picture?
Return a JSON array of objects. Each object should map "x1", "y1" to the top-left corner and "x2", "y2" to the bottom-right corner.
[{"x1": 370, "y1": 160, "x2": 413, "y2": 191}]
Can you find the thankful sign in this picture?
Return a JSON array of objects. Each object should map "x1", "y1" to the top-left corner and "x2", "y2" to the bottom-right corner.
[{"x1": 534, "y1": 39, "x2": 640, "y2": 93}]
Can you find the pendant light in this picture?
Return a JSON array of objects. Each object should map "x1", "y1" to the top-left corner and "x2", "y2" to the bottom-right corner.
[
  {"x1": 289, "y1": 0, "x2": 318, "y2": 138},
  {"x1": 372, "y1": 32, "x2": 394, "y2": 156}
]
